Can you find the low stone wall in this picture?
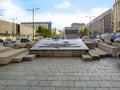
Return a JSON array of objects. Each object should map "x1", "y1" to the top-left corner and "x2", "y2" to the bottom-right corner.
[
  {"x1": 112, "y1": 42, "x2": 120, "y2": 48},
  {"x1": 30, "y1": 50, "x2": 88, "y2": 57},
  {"x1": 98, "y1": 43, "x2": 119, "y2": 57},
  {"x1": 12, "y1": 41, "x2": 36, "y2": 49},
  {"x1": 84, "y1": 41, "x2": 98, "y2": 49}
]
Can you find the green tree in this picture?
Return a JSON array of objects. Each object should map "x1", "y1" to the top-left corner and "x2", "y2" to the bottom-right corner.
[
  {"x1": 78, "y1": 28, "x2": 84, "y2": 36},
  {"x1": 36, "y1": 25, "x2": 51, "y2": 38},
  {"x1": 78, "y1": 27, "x2": 89, "y2": 37},
  {"x1": 93, "y1": 30, "x2": 99, "y2": 36},
  {"x1": 51, "y1": 31, "x2": 60, "y2": 38},
  {"x1": 83, "y1": 27, "x2": 89, "y2": 36}
]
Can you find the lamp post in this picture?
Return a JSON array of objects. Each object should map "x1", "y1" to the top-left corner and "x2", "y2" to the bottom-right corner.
[
  {"x1": 101, "y1": 16, "x2": 104, "y2": 34},
  {"x1": 0, "y1": 15, "x2": 2, "y2": 35},
  {"x1": 28, "y1": 8, "x2": 39, "y2": 40},
  {"x1": 86, "y1": 16, "x2": 95, "y2": 33},
  {"x1": 11, "y1": 18, "x2": 17, "y2": 39}
]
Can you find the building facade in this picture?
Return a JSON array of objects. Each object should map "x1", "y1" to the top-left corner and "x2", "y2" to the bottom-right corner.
[
  {"x1": 21, "y1": 22, "x2": 52, "y2": 36},
  {"x1": 0, "y1": 19, "x2": 17, "y2": 35},
  {"x1": 113, "y1": 0, "x2": 120, "y2": 32},
  {"x1": 71, "y1": 23, "x2": 85, "y2": 28},
  {"x1": 89, "y1": 9, "x2": 113, "y2": 34},
  {"x1": 63, "y1": 23, "x2": 85, "y2": 39},
  {"x1": 21, "y1": 22, "x2": 52, "y2": 30},
  {"x1": 64, "y1": 27, "x2": 78, "y2": 39},
  {"x1": 0, "y1": 19, "x2": 34, "y2": 37},
  {"x1": 19, "y1": 25, "x2": 33, "y2": 36}
]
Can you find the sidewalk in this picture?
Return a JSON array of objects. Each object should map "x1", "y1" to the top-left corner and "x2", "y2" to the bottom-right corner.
[{"x1": 0, "y1": 57, "x2": 120, "y2": 90}]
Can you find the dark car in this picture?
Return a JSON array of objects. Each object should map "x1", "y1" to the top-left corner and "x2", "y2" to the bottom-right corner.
[
  {"x1": 20, "y1": 38, "x2": 32, "y2": 43},
  {"x1": 0, "y1": 39, "x2": 4, "y2": 43},
  {"x1": 50, "y1": 37, "x2": 59, "y2": 40},
  {"x1": 3, "y1": 38, "x2": 16, "y2": 45}
]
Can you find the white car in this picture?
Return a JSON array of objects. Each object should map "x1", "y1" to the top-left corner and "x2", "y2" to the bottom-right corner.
[
  {"x1": 114, "y1": 38, "x2": 120, "y2": 43},
  {"x1": 91, "y1": 39, "x2": 102, "y2": 42}
]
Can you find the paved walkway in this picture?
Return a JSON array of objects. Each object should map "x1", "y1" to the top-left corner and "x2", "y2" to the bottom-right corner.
[{"x1": 0, "y1": 57, "x2": 120, "y2": 90}]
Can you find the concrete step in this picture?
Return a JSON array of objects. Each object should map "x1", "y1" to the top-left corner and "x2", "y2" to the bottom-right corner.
[
  {"x1": 98, "y1": 43, "x2": 119, "y2": 57},
  {"x1": 12, "y1": 51, "x2": 29, "y2": 62},
  {"x1": 88, "y1": 50, "x2": 100, "y2": 60},
  {"x1": 0, "y1": 46, "x2": 12, "y2": 53},
  {"x1": 0, "y1": 48, "x2": 28, "y2": 65},
  {"x1": 81, "y1": 54, "x2": 92, "y2": 61},
  {"x1": 23, "y1": 54, "x2": 36, "y2": 61},
  {"x1": 94, "y1": 48, "x2": 112, "y2": 57},
  {"x1": 92, "y1": 49, "x2": 106, "y2": 58}
]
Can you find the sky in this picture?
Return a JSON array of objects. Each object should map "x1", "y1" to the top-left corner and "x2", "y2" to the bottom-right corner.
[{"x1": 0, "y1": 0, "x2": 114, "y2": 30}]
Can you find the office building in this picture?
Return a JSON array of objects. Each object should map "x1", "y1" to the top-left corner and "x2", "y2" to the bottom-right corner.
[{"x1": 113, "y1": 0, "x2": 120, "y2": 32}]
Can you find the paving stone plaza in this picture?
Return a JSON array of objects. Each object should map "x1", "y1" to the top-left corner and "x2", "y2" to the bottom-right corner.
[{"x1": 0, "y1": 57, "x2": 120, "y2": 90}]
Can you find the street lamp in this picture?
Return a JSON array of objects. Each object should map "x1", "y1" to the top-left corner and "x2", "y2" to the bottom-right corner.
[
  {"x1": 86, "y1": 16, "x2": 95, "y2": 33},
  {"x1": 101, "y1": 16, "x2": 104, "y2": 34},
  {"x1": 28, "y1": 8, "x2": 39, "y2": 40},
  {"x1": 11, "y1": 18, "x2": 17, "y2": 39}
]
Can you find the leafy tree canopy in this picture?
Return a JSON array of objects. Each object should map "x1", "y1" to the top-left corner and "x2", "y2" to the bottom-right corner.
[
  {"x1": 36, "y1": 25, "x2": 51, "y2": 38},
  {"x1": 78, "y1": 27, "x2": 89, "y2": 37}
]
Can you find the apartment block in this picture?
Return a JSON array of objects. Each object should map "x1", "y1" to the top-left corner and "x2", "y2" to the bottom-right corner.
[
  {"x1": 113, "y1": 0, "x2": 120, "y2": 32},
  {"x1": 89, "y1": 9, "x2": 113, "y2": 34}
]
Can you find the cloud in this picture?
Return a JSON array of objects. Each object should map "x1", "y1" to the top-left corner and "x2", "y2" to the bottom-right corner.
[
  {"x1": 55, "y1": 1, "x2": 71, "y2": 9},
  {"x1": 0, "y1": 0, "x2": 28, "y2": 22},
  {"x1": 91, "y1": 7, "x2": 109, "y2": 15},
  {"x1": 35, "y1": 12, "x2": 88, "y2": 30},
  {"x1": 0, "y1": 0, "x2": 110, "y2": 30},
  {"x1": 36, "y1": 7, "x2": 109, "y2": 30}
]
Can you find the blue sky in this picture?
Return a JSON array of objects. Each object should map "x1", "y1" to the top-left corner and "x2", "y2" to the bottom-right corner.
[{"x1": 0, "y1": 0, "x2": 114, "y2": 30}]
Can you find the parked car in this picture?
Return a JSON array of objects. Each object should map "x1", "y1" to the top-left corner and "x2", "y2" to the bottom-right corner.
[
  {"x1": 20, "y1": 38, "x2": 32, "y2": 43},
  {"x1": 0, "y1": 38, "x2": 4, "y2": 43},
  {"x1": 50, "y1": 37, "x2": 59, "y2": 40},
  {"x1": 110, "y1": 33, "x2": 120, "y2": 42},
  {"x1": 91, "y1": 38, "x2": 102, "y2": 42},
  {"x1": 3, "y1": 38, "x2": 16, "y2": 45},
  {"x1": 114, "y1": 38, "x2": 120, "y2": 43}
]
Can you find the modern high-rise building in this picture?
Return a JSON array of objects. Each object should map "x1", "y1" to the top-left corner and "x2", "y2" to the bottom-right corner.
[{"x1": 113, "y1": 0, "x2": 120, "y2": 32}]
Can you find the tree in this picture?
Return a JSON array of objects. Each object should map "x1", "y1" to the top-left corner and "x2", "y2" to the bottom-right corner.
[
  {"x1": 83, "y1": 27, "x2": 89, "y2": 36},
  {"x1": 78, "y1": 27, "x2": 89, "y2": 37},
  {"x1": 78, "y1": 28, "x2": 84, "y2": 37},
  {"x1": 36, "y1": 25, "x2": 51, "y2": 38},
  {"x1": 51, "y1": 31, "x2": 60, "y2": 38},
  {"x1": 92, "y1": 30, "x2": 99, "y2": 38}
]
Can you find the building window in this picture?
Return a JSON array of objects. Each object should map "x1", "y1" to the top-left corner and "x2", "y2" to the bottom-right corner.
[
  {"x1": 119, "y1": 21, "x2": 120, "y2": 27},
  {"x1": 116, "y1": 22, "x2": 117, "y2": 27}
]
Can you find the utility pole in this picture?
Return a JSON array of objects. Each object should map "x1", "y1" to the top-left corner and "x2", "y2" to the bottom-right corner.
[
  {"x1": 28, "y1": 8, "x2": 39, "y2": 40},
  {"x1": 86, "y1": 16, "x2": 95, "y2": 33},
  {"x1": 86, "y1": 16, "x2": 95, "y2": 39},
  {"x1": 11, "y1": 18, "x2": 17, "y2": 39}
]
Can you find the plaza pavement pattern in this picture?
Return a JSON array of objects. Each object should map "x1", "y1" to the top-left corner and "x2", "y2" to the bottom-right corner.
[{"x1": 0, "y1": 57, "x2": 120, "y2": 90}]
